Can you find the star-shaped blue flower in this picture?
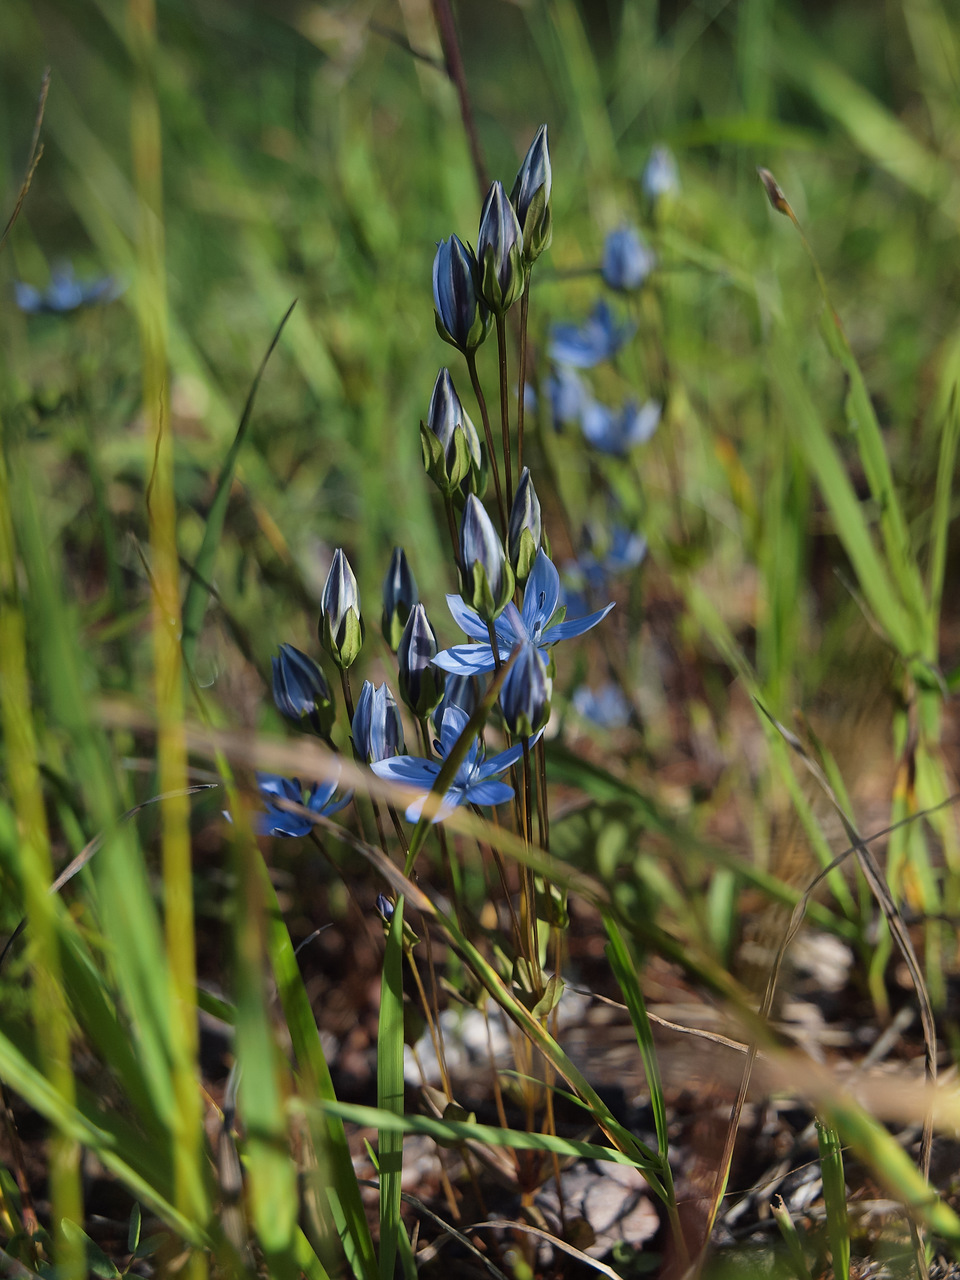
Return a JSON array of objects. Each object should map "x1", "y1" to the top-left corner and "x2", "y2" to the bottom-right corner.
[
  {"x1": 549, "y1": 301, "x2": 635, "y2": 368},
  {"x1": 370, "y1": 706, "x2": 525, "y2": 823},
  {"x1": 580, "y1": 397, "x2": 661, "y2": 455},
  {"x1": 255, "y1": 772, "x2": 351, "y2": 837},
  {"x1": 432, "y1": 550, "x2": 614, "y2": 678}
]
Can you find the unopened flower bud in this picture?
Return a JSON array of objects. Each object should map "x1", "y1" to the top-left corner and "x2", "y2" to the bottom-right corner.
[
  {"x1": 433, "y1": 235, "x2": 489, "y2": 352},
  {"x1": 501, "y1": 641, "x2": 552, "y2": 738},
  {"x1": 507, "y1": 467, "x2": 543, "y2": 584},
  {"x1": 272, "y1": 643, "x2": 336, "y2": 739},
  {"x1": 398, "y1": 604, "x2": 444, "y2": 719},
  {"x1": 320, "y1": 548, "x2": 364, "y2": 670},
  {"x1": 432, "y1": 673, "x2": 478, "y2": 733},
  {"x1": 459, "y1": 494, "x2": 514, "y2": 621},
  {"x1": 420, "y1": 369, "x2": 483, "y2": 496},
  {"x1": 477, "y1": 181, "x2": 525, "y2": 316},
  {"x1": 352, "y1": 681, "x2": 404, "y2": 764},
  {"x1": 510, "y1": 124, "x2": 552, "y2": 265},
  {"x1": 381, "y1": 547, "x2": 419, "y2": 652}
]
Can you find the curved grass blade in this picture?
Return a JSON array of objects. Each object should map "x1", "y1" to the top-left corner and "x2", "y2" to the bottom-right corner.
[{"x1": 181, "y1": 300, "x2": 297, "y2": 670}]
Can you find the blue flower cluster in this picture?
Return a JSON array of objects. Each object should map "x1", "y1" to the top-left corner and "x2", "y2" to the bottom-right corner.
[{"x1": 247, "y1": 125, "x2": 623, "y2": 839}]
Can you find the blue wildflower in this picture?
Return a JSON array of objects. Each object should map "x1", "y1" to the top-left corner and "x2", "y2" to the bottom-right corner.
[
  {"x1": 580, "y1": 398, "x2": 661, "y2": 455},
  {"x1": 15, "y1": 264, "x2": 123, "y2": 314},
  {"x1": 255, "y1": 773, "x2": 351, "y2": 838},
  {"x1": 382, "y1": 547, "x2": 419, "y2": 652},
  {"x1": 546, "y1": 365, "x2": 588, "y2": 428},
  {"x1": 642, "y1": 144, "x2": 679, "y2": 201},
  {"x1": 601, "y1": 226, "x2": 656, "y2": 292},
  {"x1": 549, "y1": 301, "x2": 635, "y2": 368},
  {"x1": 370, "y1": 706, "x2": 526, "y2": 823},
  {"x1": 433, "y1": 549, "x2": 614, "y2": 678},
  {"x1": 604, "y1": 526, "x2": 648, "y2": 574},
  {"x1": 572, "y1": 683, "x2": 632, "y2": 730}
]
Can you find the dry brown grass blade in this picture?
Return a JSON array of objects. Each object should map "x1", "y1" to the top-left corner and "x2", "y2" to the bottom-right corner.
[{"x1": 0, "y1": 68, "x2": 50, "y2": 255}]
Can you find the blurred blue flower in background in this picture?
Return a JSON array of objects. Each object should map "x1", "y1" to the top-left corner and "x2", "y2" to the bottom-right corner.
[
  {"x1": 642, "y1": 144, "x2": 680, "y2": 201},
  {"x1": 15, "y1": 263, "x2": 122, "y2": 314},
  {"x1": 546, "y1": 365, "x2": 588, "y2": 428},
  {"x1": 601, "y1": 225, "x2": 656, "y2": 292},
  {"x1": 255, "y1": 773, "x2": 351, "y2": 838},
  {"x1": 371, "y1": 706, "x2": 525, "y2": 823},
  {"x1": 549, "y1": 301, "x2": 635, "y2": 368},
  {"x1": 580, "y1": 397, "x2": 661, "y2": 455},
  {"x1": 572, "y1": 683, "x2": 632, "y2": 729}
]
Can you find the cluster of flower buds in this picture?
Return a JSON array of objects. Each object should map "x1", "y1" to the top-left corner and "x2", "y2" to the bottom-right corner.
[{"x1": 432, "y1": 125, "x2": 553, "y2": 351}]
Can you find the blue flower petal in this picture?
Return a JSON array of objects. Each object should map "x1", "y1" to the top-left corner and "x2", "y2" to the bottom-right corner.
[
  {"x1": 371, "y1": 757, "x2": 441, "y2": 786},
  {"x1": 445, "y1": 593, "x2": 489, "y2": 641},
  {"x1": 546, "y1": 601, "x2": 616, "y2": 643},
  {"x1": 521, "y1": 551, "x2": 561, "y2": 633},
  {"x1": 433, "y1": 643, "x2": 498, "y2": 676},
  {"x1": 464, "y1": 779, "x2": 515, "y2": 807}
]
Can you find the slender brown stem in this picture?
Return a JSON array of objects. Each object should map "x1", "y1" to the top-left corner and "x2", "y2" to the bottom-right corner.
[
  {"x1": 429, "y1": 0, "x2": 489, "y2": 197},
  {"x1": 339, "y1": 668, "x2": 355, "y2": 725},
  {"x1": 466, "y1": 351, "x2": 506, "y2": 534},
  {"x1": 485, "y1": 619, "x2": 502, "y2": 673},
  {"x1": 443, "y1": 493, "x2": 461, "y2": 565},
  {"x1": 517, "y1": 271, "x2": 531, "y2": 476},
  {"x1": 495, "y1": 314, "x2": 513, "y2": 506},
  {"x1": 535, "y1": 737, "x2": 549, "y2": 852}
]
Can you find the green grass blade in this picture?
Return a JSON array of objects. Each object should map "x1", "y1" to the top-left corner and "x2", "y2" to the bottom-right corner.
[
  {"x1": 258, "y1": 853, "x2": 378, "y2": 1280},
  {"x1": 927, "y1": 390, "x2": 960, "y2": 640},
  {"x1": 770, "y1": 343, "x2": 923, "y2": 658},
  {"x1": 313, "y1": 1101, "x2": 656, "y2": 1169},
  {"x1": 603, "y1": 918, "x2": 670, "y2": 1163},
  {"x1": 378, "y1": 899, "x2": 406, "y2": 1280},
  {"x1": 232, "y1": 816, "x2": 299, "y2": 1277},
  {"x1": 816, "y1": 1119, "x2": 850, "y2": 1280},
  {"x1": 180, "y1": 301, "x2": 296, "y2": 670}
]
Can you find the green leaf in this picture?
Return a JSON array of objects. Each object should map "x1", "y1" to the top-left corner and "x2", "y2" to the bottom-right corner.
[{"x1": 377, "y1": 900, "x2": 407, "y2": 1280}]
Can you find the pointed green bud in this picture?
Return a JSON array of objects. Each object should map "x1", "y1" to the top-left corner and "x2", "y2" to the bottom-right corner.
[
  {"x1": 507, "y1": 466, "x2": 542, "y2": 584},
  {"x1": 398, "y1": 603, "x2": 444, "y2": 719},
  {"x1": 459, "y1": 494, "x2": 514, "y2": 621},
  {"x1": 381, "y1": 547, "x2": 418, "y2": 652},
  {"x1": 477, "y1": 181, "x2": 525, "y2": 316},
  {"x1": 510, "y1": 124, "x2": 552, "y2": 265},
  {"x1": 319, "y1": 548, "x2": 364, "y2": 670}
]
